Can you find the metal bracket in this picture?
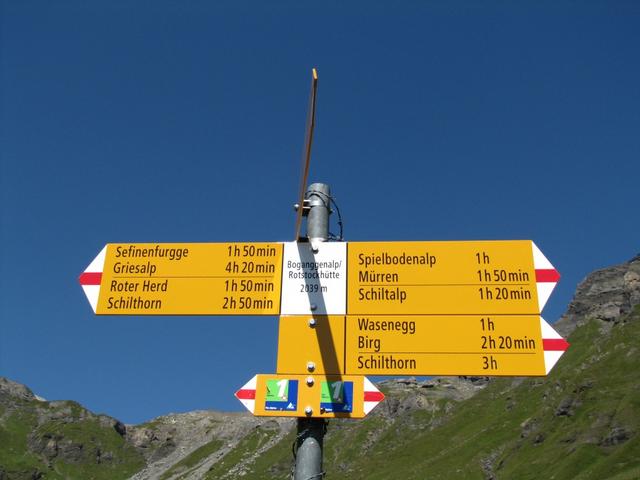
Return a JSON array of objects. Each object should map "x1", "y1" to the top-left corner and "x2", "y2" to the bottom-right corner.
[{"x1": 293, "y1": 198, "x2": 312, "y2": 217}]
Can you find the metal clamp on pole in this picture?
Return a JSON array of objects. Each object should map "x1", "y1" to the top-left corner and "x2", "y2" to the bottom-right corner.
[
  {"x1": 305, "y1": 183, "x2": 331, "y2": 251},
  {"x1": 293, "y1": 199, "x2": 311, "y2": 217}
]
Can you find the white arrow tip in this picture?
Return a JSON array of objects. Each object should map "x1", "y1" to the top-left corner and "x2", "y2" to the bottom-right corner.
[
  {"x1": 540, "y1": 318, "x2": 570, "y2": 374},
  {"x1": 78, "y1": 246, "x2": 107, "y2": 313},
  {"x1": 532, "y1": 242, "x2": 560, "y2": 312},
  {"x1": 532, "y1": 242, "x2": 554, "y2": 269},
  {"x1": 235, "y1": 376, "x2": 257, "y2": 413},
  {"x1": 363, "y1": 377, "x2": 385, "y2": 415}
]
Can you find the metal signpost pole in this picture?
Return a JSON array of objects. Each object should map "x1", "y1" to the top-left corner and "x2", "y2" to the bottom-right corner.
[
  {"x1": 294, "y1": 182, "x2": 330, "y2": 480},
  {"x1": 305, "y1": 183, "x2": 330, "y2": 246}
]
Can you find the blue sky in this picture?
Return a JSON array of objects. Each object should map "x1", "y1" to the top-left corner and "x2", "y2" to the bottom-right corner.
[{"x1": 1, "y1": 1, "x2": 639, "y2": 424}]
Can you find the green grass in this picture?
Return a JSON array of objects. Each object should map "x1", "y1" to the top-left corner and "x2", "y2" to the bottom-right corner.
[
  {"x1": 204, "y1": 424, "x2": 279, "y2": 479},
  {"x1": 0, "y1": 398, "x2": 145, "y2": 480},
  {"x1": 159, "y1": 439, "x2": 223, "y2": 480},
  {"x1": 0, "y1": 408, "x2": 58, "y2": 479},
  {"x1": 239, "y1": 429, "x2": 296, "y2": 480},
  {"x1": 41, "y1": 418, "x2": 145, "y2": 480}
]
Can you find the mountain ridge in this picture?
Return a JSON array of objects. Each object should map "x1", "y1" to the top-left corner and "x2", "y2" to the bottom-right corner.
[{"x1": 2, "y1": 254, "x2": 639, "y2": 479}]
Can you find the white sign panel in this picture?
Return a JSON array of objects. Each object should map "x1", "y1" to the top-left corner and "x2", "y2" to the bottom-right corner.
[{"x1": 280, "y1": 242, "x2": 347, "y2": 315}]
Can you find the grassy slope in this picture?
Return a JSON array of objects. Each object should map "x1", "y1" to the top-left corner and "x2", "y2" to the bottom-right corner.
[
  {"x1": 237, "y1": 307, "x2": 640, "y2": 479},
  {"x1": 0, "y1": 399, "x2": 145, "y2": 479},
  {"x1": 2, "y1": 307, "x2": 637, "y2": 479},
  {"x1": 159, "y1": 439, "x2": 223, "y2": 480},
  {"x1": 0, "y1": 402, "x2": 51, "y2": 479},
  {"x1": 203, "y1": 423, "x2": 280, "y2": 479}
]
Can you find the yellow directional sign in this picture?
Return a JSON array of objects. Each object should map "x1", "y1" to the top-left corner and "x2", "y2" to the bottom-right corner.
[
  {"x1": 235, "y1": 373, "x2": 384, "y2": 419},
  {"x1": 79, "y1": 243, "x2": 283, "y2": 315},
  {"x1": 345, "y1": 314, "x2": 548, "y2": 376},
  {"x1": 277, "y1": 314, "x2": 566, "y2": 376},
  {"x1": 347, "y1": 240, "x2": 546, "y2": 315},
  {"x1": 81, "y1": 240, "x2": 560, "y2": 317}
]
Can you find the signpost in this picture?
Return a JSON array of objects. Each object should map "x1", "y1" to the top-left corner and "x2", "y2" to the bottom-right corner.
[{"x1": 79, "y1": 69, "x2": 570, "y2": 480}]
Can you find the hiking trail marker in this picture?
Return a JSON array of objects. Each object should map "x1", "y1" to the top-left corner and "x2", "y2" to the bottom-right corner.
[{"x1": 235, "y1": 374, "x2": 384, "y2": 419}]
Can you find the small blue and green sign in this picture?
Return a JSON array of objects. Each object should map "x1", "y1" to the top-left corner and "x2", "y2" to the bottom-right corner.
[
  {"x1": 265, "y1": 379, "x2": 298, "y2": 411},
  {"x1": 320, "y1": 381, "x2": 353, "y2": 413}
]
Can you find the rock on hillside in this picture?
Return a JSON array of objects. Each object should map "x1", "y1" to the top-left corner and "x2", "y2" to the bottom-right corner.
[
  {"x1": 0, "y1": 378, "x2": 38, "y2": 402},
  {"x1": 555, "y1": 254, "x2": 640, "y2": 337},
  {"x1": 127, "y1": 412, "x2": 293, "y2": 480},
  {"x1": 0, "y1": 377, "x2": 143, "y2": 479}
]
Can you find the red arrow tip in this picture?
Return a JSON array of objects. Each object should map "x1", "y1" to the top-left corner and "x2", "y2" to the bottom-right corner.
[
  {"x1": 536, "y1": 269, "x2": 561, "y2": 283},
  {"x1": 79, "y1": 272, "x2": 102, "y2": 286},
  {"x1": 543, "y1": 338, "x2": 570, "y2": 351},
  {"x1": 235, "y1": 389, "x2": 256, "y2": 400},
  {"x1": 364, "y1": 391, "x2": 385, "y2": 403}
]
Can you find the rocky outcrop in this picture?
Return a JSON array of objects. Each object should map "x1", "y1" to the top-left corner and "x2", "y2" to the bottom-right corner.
[
  {"x1": 555, "y1": 254, "x2": 640, "y2": 337},
  {"x1": 0, "y1": 378, "x2": 145, "y2": 478},
  {"x1": 0, "y1": 377, "x2": 37, "y2": 402},
  {"x1": 127, "y1": 412, "x2": 293, "y2": 480},
  {"x1": 374, "y1": 376, "x2": 489, "y2": 420}
]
